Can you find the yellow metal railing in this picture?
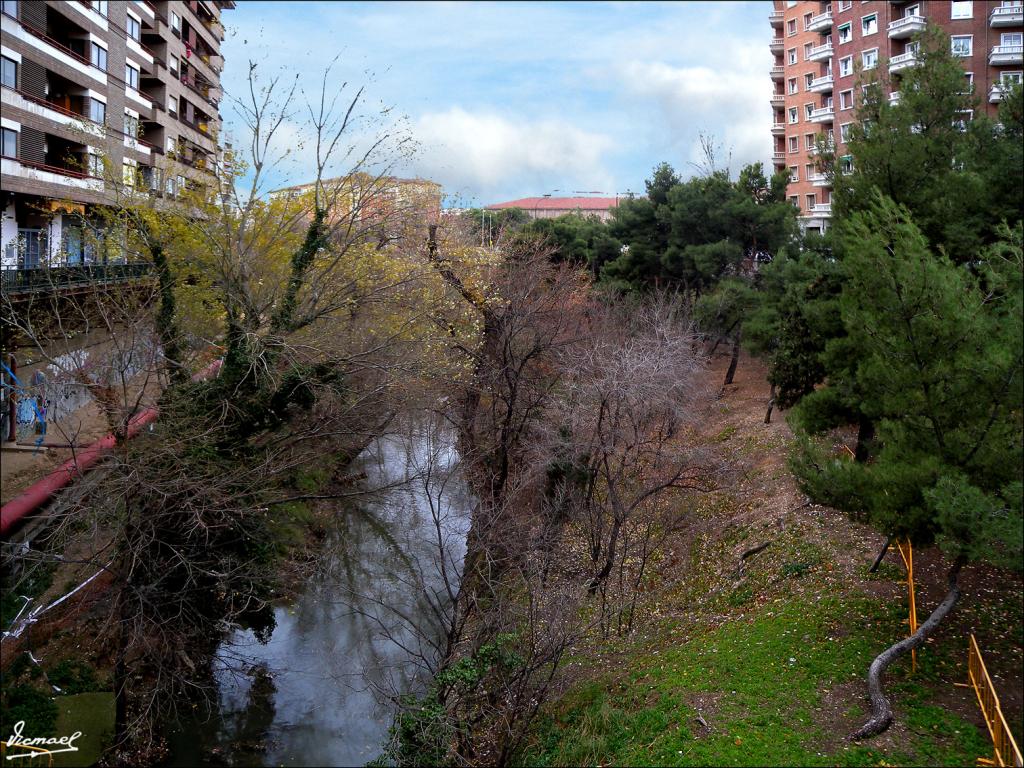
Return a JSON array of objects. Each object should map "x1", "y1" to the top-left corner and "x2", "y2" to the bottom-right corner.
[
  {"x1": 967, "y1": 633, "x2": 1023, "y2": 767},
  {"x1": 0, "y1": 741, "x2": 55, "y2": 765},
  {"x1": 893, "y1": 537, "x2": 919, "y2": 672}
]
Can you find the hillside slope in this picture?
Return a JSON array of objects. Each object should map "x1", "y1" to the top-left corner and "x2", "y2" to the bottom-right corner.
[{"x1": 524, "y1": 352, "x2": 1023, "y2": 767}]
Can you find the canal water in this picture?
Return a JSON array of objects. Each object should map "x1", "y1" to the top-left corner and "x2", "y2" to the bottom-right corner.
[{"x1": 165, "y1": 418, "x2": 473, "y2": 766}]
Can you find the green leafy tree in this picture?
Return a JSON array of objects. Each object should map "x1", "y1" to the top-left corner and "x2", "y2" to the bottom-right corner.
[{"x1": 791, "y1": 195, "x2": 1023, "y2": 737}]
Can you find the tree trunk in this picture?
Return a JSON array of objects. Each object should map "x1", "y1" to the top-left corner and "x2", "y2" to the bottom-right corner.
[
  {"x1": 851, "y1": 556, "x2": 966, "y2": 740},
  {"x1": 723, "y1": 329, "x2": 741, "y2": 387},
  {"x1": 764, "y1": 381, "x2": 776, "y2": 424},
  {"x1": 868, "y1": 534, "x2": 895, "y2": 573},
  {"x1": 854, "y1": 415, "x2": 875, "y2": 463},
  {"x1": 589, "y1": 515, "x2": 622, "y2": 594}
]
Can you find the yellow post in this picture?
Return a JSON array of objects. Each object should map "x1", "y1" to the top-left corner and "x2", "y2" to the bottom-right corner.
[{"x1": 894, "y1": 536, "x2": 919, "y2": 673}]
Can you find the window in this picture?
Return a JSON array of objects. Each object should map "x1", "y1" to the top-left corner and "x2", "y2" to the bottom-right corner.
[
  {"x1": 788, "y1": 107, "x2": 798, "y2": 124},
  {"x1": 1003, "y1": 32, "x2": 1023, "y2": 46},
  {"x1": 840, "y1": 155, "x2": 853, "y2": 174},
  {"x1": 788, "y1": 48, "x2": 797, "y2": 65},
  {"x1": 840, "y1": 89, "x2": 853, "y2": 109},
  {"x1": 1, "y1": 55, "x2": 15, "y2": 88},
  {"x1": 788, "y1": 195, "x2": 799, "y2": 208},
  {"x1": 1001, "y1": 71, "x2": 1024, "y2": 85},
  {"x1": 170, "y1": 55, "x2": 179, "y2": 75},
  {"x1": 166, "y1": 136, "x2": 176, "y2": 155},
  {"x1": 124, "y1": 111, "x2": 139, "y2": 137},
  {"x1": 177, "y1": 174, "x2": 186, "y2": 193},
  {"x1": 905, "y1": 4, "x2": 920, "y2": 17},
  {"x1": 803, "y1": 42, "x2": 813, "y2": 60},
  {"x1": 954, "y1": 110, "x2": 974, "y2": 131},
  {"x1": 788, "y1": 77, "x2": 798, "y2": 94},
  {"x1": 861, "y1": 13, "x2": 877, "y2": 35},
  {"x1": 963, "y1": 72, "x2": 974, "y2": 93},
  {"x1": 788, "y1": 136, "x2": 799, "y2": 153},
  {"x1": 839, "y1": 56, "x2": 853, "y2": 76},
  {"x1": 126, "y1": 15, "x2": 141, "y2": 41},
  {"x1": 805, "y1": 103, "x2": 814, "y2": 119},
  {"x1": 803, "y1": 12, "x2": 812, "y2": 29},
  {"x1": 805, "y1": 72, "x2": 815, "y2": 88},
  {"x1": 123, "y1": 161, "x2": 136, "y2": 187},
  {"x1": 951, "y1": 36, "x2": 972, "y2": 57},
  {"x1": 1, "y1": 0, "x2": 17, "y2": 18},
  {"x1": 1, "y1": 126, "x2": 15, "y2": 158},
  {"x1": 165, "y1": 173, "x2": 176, "y2": 196},
  {"x1": 87, "y1": 150, "x2": 103, "y2": 177},
  {"x1": 805, "y1": 132, "x2": 815, "y2": 149},
  {"x1": 805, "y1": 194, "x2": 816, "y2": 210},
  {"x1": 840, "y1": 123, "x2": 852, "y2": 142},
  {"x1": 837, "y1": 0, "x2": 851, "y2": 9},
  {"x1": 950, "y1": 1, "x2": 973, "y2": 18},
  {"x1": 89, "y1": 97, "x2": 105, "y2": 124},
  {"x1": 168, "y1": 95, "x2": 177, "y2": 115},
  {"x1": 862, "y1": 48, "x2": 878, "y2": 69},
  {"x1": 90, "y1": 42, "x2": 107, "y2": 71},
  {"x1": 805, "y1": 163, "x2": 814, "y2": 178},
  {"x1": 91, "y1": 0, "x2": 107, "y2": 16},
  {"x1": 787, "y1": 18, "x2": 797, "y2": 36},
  {"x1": 789, "y1": 165, "x2": 799, "y2": 182},
  {"x1": 125, "y1": 63, "x2": 139, "y2": 90},
  {"x1": 171, "y1": 11, "x2": 181, "y2": 33},
  {"x1": 837, "y1": 22, "x2": 852, "y2": 43}
]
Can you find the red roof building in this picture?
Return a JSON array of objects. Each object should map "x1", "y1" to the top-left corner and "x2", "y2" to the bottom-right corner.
[{"x1": 485, "y1": 196, "x2": 622, "y2": 221}]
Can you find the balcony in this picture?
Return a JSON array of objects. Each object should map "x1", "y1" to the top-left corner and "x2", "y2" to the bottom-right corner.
[
  {"x1": 771, "y1": 65, "x2": 785, "y2": 80},
  {"x1": 808, "y1": 42, "x2": 834, "y2": 62},
  {"x1": 887, "y1": 15, "x2": 927, "y2": 39},
  {"x1": 809, "y1": 105, "x2": 835, "y2": 123},
  {"x1": 990, "y1": 5, "x2": 1024, "y2": 26},
  {"x1": 889, "y1": 91, "x2": 902, "y2": 105},
  {"x1": 0, "y1": 156, "x2": 103, "y2": 192},
  {"x1": 769, "y1": 9, "x2": 784, "y2": 27},
  {"x1": 811, "y1": 202, "x2": 832, "y2": 216},
  {"x1": 990, "y1": 82, "x2": 1018, "y2": 102},
  {"x1": 809, "y1": 141, "x2": 835, "y2": 156},
  {"x1": 809, "y1": 74, "x2": 834, "y2": 93},
  {"x1": 990, "y1": 44, "x2": 1024, "y2": 66},
  {"x1": 770, "y1": 37, "x2": 784, "y2": 54},
  {"x1": 771, "y1": 122, "x2": 787, "y2": 136},
  {"x1": 889, "y1": 50, "x2": 921, "y2": 72},
  {"x1": 770, "y1": 93, "x2": 785, "y2": 107},
  {"x1": 809, "y1": 172, "x2": 831, "y2": 187},
  {"x1": 772, "y1": 151, "x2": 786, "y2": 165},
  {"x1": 807, "y1": 10, "x2": 833, "y2": 33},
  {"x1": 1, "y1": 86, "x2": 105, "y2": 140},
  {"x1": 1, "y1": 263, "x2": 153, "y2": 296}
]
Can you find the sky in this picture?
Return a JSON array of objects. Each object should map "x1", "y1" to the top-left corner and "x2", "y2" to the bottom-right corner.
[{"x1": 219, "y1": 1, "x2": 774, "y2": 207}]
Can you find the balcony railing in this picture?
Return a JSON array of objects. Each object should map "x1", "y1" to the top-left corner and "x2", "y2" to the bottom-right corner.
[
  {"x1": 807, "y1": 10, "x2": 833, "y2": 33},
  {"x1": 989, "y1": 82, "x2": 1018, "y2": 102},
  {"x1": 1, "y1": 263, "x2": 153, "y2": 295},
  {"x1": 772, "y1": 151, "x2": 786, "y2": 164},
  {"x1": 769, "y1": 10, "x2": 784, "y2": 26},
  {"x1": 990, "y1": 4, "x2": 1024, "y2": 25},
  {"x1": 889, "y1": 50, "x2": 921, "y2": 72},
  {"x1": 770, "y1": 37, "x2": 784, "y2": 53},
  {"x1": 887, "y1": 15, "x2": 926, "y2": 38},
  {"x1": 809, "y1": 106, "x2": 835, "y2": 123},
  {"x1": 770, "y1": 93, "x2": 785, "y2": 107},
  {"x1": 770, "y1": 65, "x2": 785, "y2": 80},
  {"x1": 809, "y1": 172, "x2": 831, "y2": 187},
  {"x1": 771, "y1": 122, "x2": 786, "y2": 135},
  {"x1": 811, "y1": 202, "x2": 832, "y2": 215},
  {"x1": 989, "y1": 44, "x2": 1024, "y2": 65},
  {"x1": 809, "y1": 74, "x2": 834, "y2": 93},
  {"x1": 889, "y1": 91, "x2": 902, "y2": 104},
  {"x1": 808, "y1": 42, "x2": 834, "y2": 62}
]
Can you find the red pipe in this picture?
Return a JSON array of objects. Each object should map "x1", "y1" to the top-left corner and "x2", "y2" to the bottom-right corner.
[{"x1": 1, "y1": 359, "x2": 222, "y2": 537}]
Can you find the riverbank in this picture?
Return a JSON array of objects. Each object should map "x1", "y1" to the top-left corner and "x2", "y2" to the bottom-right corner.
[{"x1": 520, "y1": 350, "x2": 1023, "y2": 766}]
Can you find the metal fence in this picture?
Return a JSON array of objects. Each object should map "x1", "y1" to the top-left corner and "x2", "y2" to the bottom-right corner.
[
  {"x1": 967, "y1": 633, "x2": 1023, "y2": 767},
  {"x1": 0, "y1": 263, "x2": 153, "y2": 295}
]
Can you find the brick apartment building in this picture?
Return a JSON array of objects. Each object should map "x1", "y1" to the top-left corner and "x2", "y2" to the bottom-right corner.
[
  {"x1": 770, "y1": 0, "x2": 1023, "y2": 233},
  {"x1": 1, "y1": 0, "x2": 232, "y2": 268}
]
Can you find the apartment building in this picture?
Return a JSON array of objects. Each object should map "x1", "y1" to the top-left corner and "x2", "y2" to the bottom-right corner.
[
  {"x1": 770, "y1": 0, "x2": 1023, "y2": 233},
  {"x1": 1, "y1": 0, "x2": 233, "y2": 268}
]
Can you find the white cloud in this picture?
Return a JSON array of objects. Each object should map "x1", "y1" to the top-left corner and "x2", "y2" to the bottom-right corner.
[
  {"x1": 409, "y1": 108, "x2": 615, "y2": 204},
  {"x1": 605, "y1": 52, "x2": 775, "y2": 176}
]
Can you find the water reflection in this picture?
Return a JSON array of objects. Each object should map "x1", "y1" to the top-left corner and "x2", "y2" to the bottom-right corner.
[{"x1": 166, "y1": 418, "x2": 472, "y2": 767}]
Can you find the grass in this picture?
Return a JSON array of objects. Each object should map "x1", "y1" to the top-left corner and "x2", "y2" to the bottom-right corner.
[{"x1": 523, "y1": 597, "x2": 989, "y2": 767}]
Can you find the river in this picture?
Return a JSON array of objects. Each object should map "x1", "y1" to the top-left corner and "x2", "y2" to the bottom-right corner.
[{"x1": 165, "y1": 417, "x2": 473, "y2": 766}]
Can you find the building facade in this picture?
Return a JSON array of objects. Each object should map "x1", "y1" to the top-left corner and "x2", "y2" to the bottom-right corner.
[
  {"x1": 485, "y1": 196, "x2": 622, "y2": 222},
  {"x1": 770, "y1": 0, "x2": 1023, "y2": 233},
  {"x1": 1, "y1": 0, "x2": 232, "y2": 268}
]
